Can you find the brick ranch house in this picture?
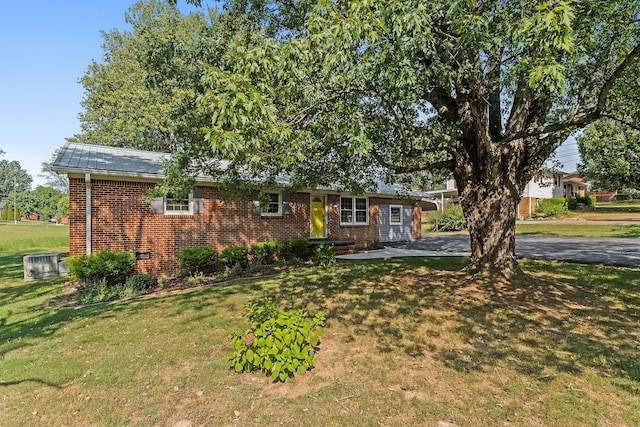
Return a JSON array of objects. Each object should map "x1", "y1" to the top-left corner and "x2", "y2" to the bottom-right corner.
[{"x1": 52, "y1": 143, "x2": 422, "y2": 275}]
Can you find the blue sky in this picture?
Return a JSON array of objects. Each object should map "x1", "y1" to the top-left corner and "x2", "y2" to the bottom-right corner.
[
  {"x1": 0, "y1": 1, "x2": 139, "y2": 186},
  {"x1": 0, "y1": 1, "x2": 580, "y2": 189}
]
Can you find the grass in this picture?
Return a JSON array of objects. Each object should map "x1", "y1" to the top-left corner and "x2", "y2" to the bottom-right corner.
[
  {"x1": 516, "y1": 223, "x2": 640, "y2": 237},
  {"x1": 421, "y1": 222, "x2": 640, "y2": 237},
  {"x1": 1, "y1": 222, "x2": 640, "y2": 425}
]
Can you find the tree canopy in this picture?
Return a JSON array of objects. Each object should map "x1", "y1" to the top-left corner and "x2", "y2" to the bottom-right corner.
[
  {"x1": 74, "y1": 0, "x2": 640, "y2": 279},
  {"x1": 40, "y1": 150, "x2": 69, "y2": 194},
  {"x1": 578, "y1": 119, "x2": 640, "y2": 191},
  {"x1": 72, "y1": 0, "x2": 226, "y2": 153},
  {"x1": 196, "y1": 0, "x2": 640, "y2": 276},
  {"x1": 18, "y1": 186, "x2": 65, "y2": 220},
  {"x1": 0, "y1": 151, "x2": 32, "y2": 199}
]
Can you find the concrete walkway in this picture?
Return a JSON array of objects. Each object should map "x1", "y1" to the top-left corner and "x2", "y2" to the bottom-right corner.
[
  {"x1": 337, "y1": 247, "x2": 469, "y2": 260},
  {"x1": 339, "y1": 235, "x2": 640, "y2": 268}
]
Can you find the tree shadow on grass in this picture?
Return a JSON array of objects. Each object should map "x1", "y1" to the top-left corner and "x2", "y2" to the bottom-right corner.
[
  {"x1": 3, "y1": 255, "x2": 639, "y2": 395},
  {"x1": 238, "y1": 257, "x2": 640, "y2": 394},
  {"x1": 429, "y1": 262, "x2": 640, "y2": 394}
]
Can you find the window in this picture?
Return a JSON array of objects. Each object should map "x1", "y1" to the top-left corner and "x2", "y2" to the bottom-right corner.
[
  {"x1": 340, "y1": 196, "x2": 368, "y2": 225},
  {"x1": 261, "y1": 192, "x2": 282, "y2": 216},
  {"x1": 390, "y1": 205, "x2": 403, "y2": 225},
  {"x1": 165, "y1": 193, "x2": 192, "y2": 215}
]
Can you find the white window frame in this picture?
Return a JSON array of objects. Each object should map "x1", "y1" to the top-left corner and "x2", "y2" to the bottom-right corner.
[
  {"x1": 261, "y1": 192, "x2": 282, "y2": 217},
  {"x1": 389, "y1": 205, "x2": 403, "y2": 225},
  {"x1": 164, "y1": 193, "x2": 193, "y2": 215},
  {"x1": 340, "y1": 196, "x2": 369, "y2": 225}
]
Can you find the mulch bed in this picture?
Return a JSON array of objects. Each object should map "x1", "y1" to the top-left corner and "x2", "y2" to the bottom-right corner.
[{"x1": 45, "y1": 262, "x2": 314, "y2": 310}]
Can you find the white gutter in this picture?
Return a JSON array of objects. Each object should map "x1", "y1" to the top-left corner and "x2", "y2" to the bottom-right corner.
[{"x1": 85, "y1": 173, "x2": 92, "y2": 255}]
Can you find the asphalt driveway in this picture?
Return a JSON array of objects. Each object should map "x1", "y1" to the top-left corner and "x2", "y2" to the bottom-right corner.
[{"x1": 387, "y1": 235, "x2": 640, "y2": 268}]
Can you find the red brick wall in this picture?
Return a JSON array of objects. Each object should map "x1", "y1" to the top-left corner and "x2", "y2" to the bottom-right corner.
[
  {"x1": 68, "y1": 178, "x2": 421, "y2": 275},
  {"x1": 518, "y1": 197, "x2": 537, "y2": 219}
]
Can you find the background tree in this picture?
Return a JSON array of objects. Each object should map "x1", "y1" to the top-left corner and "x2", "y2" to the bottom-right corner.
[
  {"x1": 18, "y1": 186, "x2": 64, "y2": 221},
  {"x1": 57, "y1": 195, "x2": 70, "y2": 218},
  {"x1": 190, "y1": 0, "x2": 640, "y2": 279},
  {"x1": 40, "y1": 150, "x2": 69, "y2": 194},
  {"x1": 72, "y1": 0, "x2": 227, "y2": 153},
  {"x1": 0, "y1": 151, "x2": 32, "y2": 200},
  {"x1": 578, "y1": 119, "x2": 640, "y2": 191}
]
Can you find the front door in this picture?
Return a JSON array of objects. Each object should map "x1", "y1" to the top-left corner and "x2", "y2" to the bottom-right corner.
[{"x1": 310, "y1": 195, "x2": 326, "y2": 239}]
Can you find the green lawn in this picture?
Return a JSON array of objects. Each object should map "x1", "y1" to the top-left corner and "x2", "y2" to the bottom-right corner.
[
  {"x1": 1, "y1": 222, "x2": 639, "y2": 426},
  {"x1": 516, "y1": 222, "x2": 640, "y2": 237},
  {"x1": 422, "y1": 222, "x2": 640, "y2": 237}
]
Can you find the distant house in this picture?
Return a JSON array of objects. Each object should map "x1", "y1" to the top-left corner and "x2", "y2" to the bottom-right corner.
[
  {"x1": 0, "y1": 201, "x2": 7, "y2": 217},
  {"x1": 52, "y1": 143, "x2": 423, "y2": 275},
  {"x1": 423, "y1": 169, "x2": 566, "y2": 219},
  {"x1": 519, "y1": 170, "x2": 565, "y2": 218},
  {"x1": 563, "y1": 172, "x2": 590, "y2": 198}
]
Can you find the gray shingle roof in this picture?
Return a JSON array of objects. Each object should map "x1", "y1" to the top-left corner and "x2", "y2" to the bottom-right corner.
[
  {"x1": 52, "y1": 142, "x2": 428, "y2": 198},
  {"x1": 52, "y1": 143, "x2": 168, "y2": 177}
]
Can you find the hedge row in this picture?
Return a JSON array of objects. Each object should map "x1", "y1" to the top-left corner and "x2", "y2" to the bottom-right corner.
[{"x1": 179, "y1": 238, "x2": 315, "y2": 276}]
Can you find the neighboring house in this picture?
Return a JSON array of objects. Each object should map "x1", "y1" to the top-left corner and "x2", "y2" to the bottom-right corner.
[
  {"x1": 590, "y1": 189, "x2": 617, "y2": 202},
  {"x1": 423, "y1": 170, "x2": 566, "y2": 219},
  {"x1": 519, "y1": 170, "x2": 565, "y2": 218},
  {"x1": 52, "y1": 143, "x2": 422, "y2": 275},
  {"x1": 0, "y1": 201, "x2": 7, "y2": 217},
  {"x1": 563, "y1": 172, "x2": 590, "y2": 198},
  {"x1": 22, "y1": 213, "x2": 39, "y2": 221}
]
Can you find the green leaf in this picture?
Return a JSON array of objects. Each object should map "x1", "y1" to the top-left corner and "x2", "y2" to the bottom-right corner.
[{"x1": 310, "y1": 333, "x2": 319, "y2": 347}]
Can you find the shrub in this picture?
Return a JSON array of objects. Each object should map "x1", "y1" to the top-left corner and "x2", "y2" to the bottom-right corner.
[
  {"x1": 124, "y1": 274, "x2": 155, "y2": 291},
  {"x1": 185, "y1": 271, "x2": 205, "y2": 288},
  {"x1": 157, "y1": 277, "x2": 169, "y2": 289},
  {"x1": 314, "y1": 244, "x2": 336, "y2": 267},
  {"x1": 250, "y1": 241, "x2": 279, "y2": 265},
  {"x1": 179, "y1": 246, "x2": 217, "y2": 275},
  {"x1": 228, "y1": 299, "x2": 326, "y2": 382},
  {"x1": 78, "y1": 278, "x2": 140, "y2": 305},
  {"x1": 535, "y1": 198, "x2": 568, "y2": 217},
  {"x1": 223, "y1": 263, "x2": 243, "y2": 279},
  {"x1": 67, "y1": 250, "x2": 136, "y2": 285},
  {"x1": 279, "y1": 238, "x2": 313, "y2": 261},
  {"x1": 567, "y1": 195, "x2": 595, "y2": 210},
  {"x1": 428, "y1": 204, "x2": 466, "y2": 231},
  {"x1": 220, "y1": 246, "x2": 249, "y2": 268},
  {"x1": 247, "y1": 262, "x2": 265, "y2": 273}
]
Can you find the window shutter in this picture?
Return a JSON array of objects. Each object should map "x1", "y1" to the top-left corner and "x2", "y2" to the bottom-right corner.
[
  {"x1": 150, "y1": 197, "x2": 164, "y2": 214},
  {"x1": 282, "y1": 193, "x2": 291, "y2": 215},
  {"x1": 251, "y1": 192, "x2": 261, "y2": 215},
  {"x1": 193, "y1": 189, "x2": 204, "y2": 214}
]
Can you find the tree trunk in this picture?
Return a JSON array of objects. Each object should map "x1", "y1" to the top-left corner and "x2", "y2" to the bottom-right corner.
[{"x1": 456, "y1": 169, "x2": 524, "y2": 279}]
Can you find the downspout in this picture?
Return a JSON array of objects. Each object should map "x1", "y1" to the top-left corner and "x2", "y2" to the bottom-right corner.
[
  {"x1": 527, "y1": 181, "x2": 532, "y2": 218},
  {"x1": 85, "y1": 173, "x2": 92, "y2": 255}
]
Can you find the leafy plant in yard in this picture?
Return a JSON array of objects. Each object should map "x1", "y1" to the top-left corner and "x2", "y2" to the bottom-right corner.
[
  {"x1": 78, "y1": 278, "x2": 140, "y2": 305},
  {"x1": 314, "y1": 244, "x2": 336, "y2": 267},
  {"x1": 428, "y1": 204, "x2": 467, "y2": 231},
  {"x1": 535, "y1": 198, "x2": 568, "y2": 218},
  {"x1": 124, "y1": 274, "x2": 156, "y2": 291},
  {"x1": 228, "y1": 299, "x2": 326, "y2": 382},
  {"x1": 249, "y1": 241, "x2": 279, "y2": 265},
  {"x1": 185, "y1": 271, "x2": 205, "y2": 287},
  {"x1": 179, "y1": 246, "x2": 218, "y2": 275},
  {"x1": 279, "y1": 238, "x2": 313, "y2": 261},
  {"x1": 247, "y1": 262, "x2": 265, "y2": 273},
  {"x1": 67, "y1": 250, "x2": 136, "y2": 285},
  {"x1": 220, "y1": 246, "x2": 249, "y2": 268},
  {"x1": 567, "y1": 196, "x2": 596, "y2": 210},
  {"x1": 223, "y1": 263, "x2": 243, "y2": 279}
]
